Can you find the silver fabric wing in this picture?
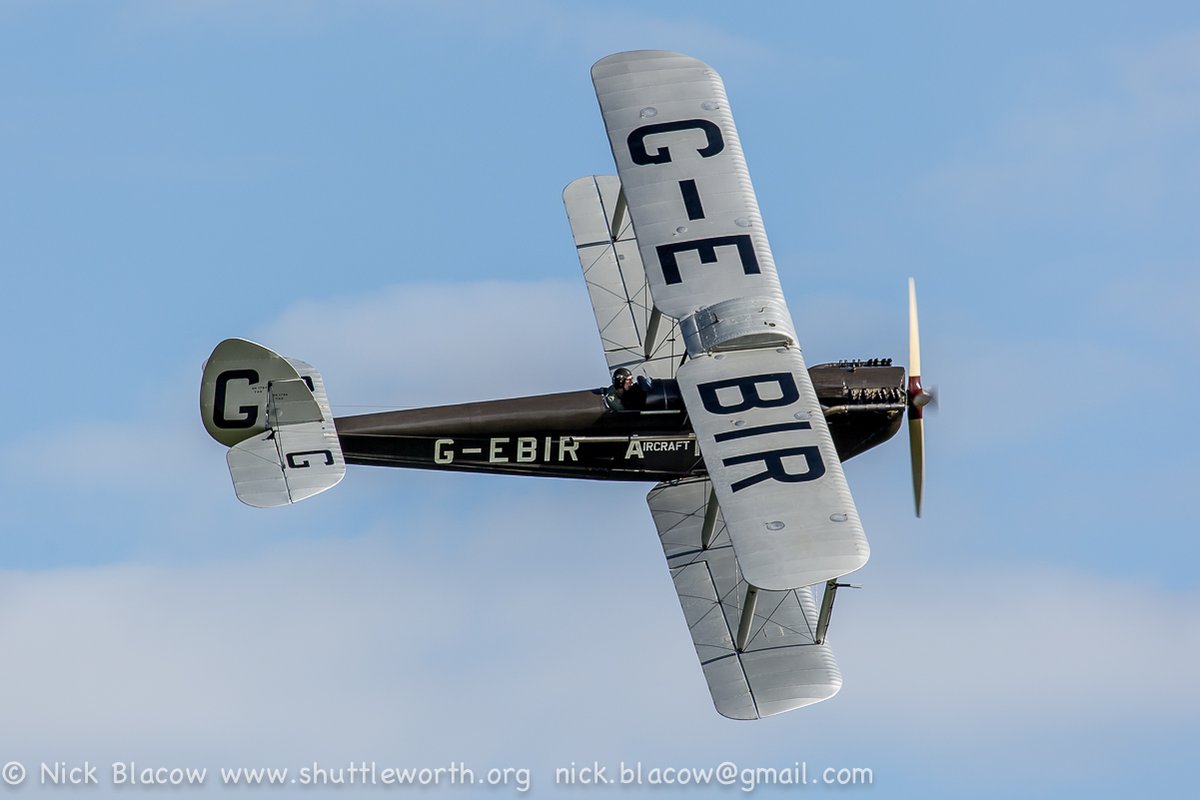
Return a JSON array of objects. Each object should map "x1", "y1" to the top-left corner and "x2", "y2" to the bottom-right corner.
[
  {"x1": 648, "y1": 478, "x2": 842, "y2": 719},
  {"x1": 677, "y1": 349, "x2": 869, "y2": 590},
  {"x1": 563, "y1": 175, "x2": 683, "y2": 379},
  {"x1": 592, "y1": 51, "x2": 788, "y2": 320},
  {"x1": 593, "y1": 51, "x2": 868, "y2": 591}
]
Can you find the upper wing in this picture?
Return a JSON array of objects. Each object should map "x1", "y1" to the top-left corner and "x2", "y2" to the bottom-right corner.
[
  {"x1": 648, "y1": 478, "x2": 841, "y2": 719},
  {"x1": 591, "y1": 51, "x2": 788, "y2": 320},
  {"x1": 563, "y1": 175, "x2": 683, "y2": 379},
  {"x1": 593, "y1": 51, "x2": 868, "y2": 590}
]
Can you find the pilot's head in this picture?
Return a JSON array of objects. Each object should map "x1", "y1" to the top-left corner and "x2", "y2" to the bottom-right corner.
[{"x1": 612, "y1": 367, "x2": 633, "y2": 390}]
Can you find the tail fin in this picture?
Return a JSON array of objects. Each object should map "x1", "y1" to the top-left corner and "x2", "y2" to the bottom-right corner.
[{"x1": 200, "y1": 338, "x2": 345, "y2": 508}]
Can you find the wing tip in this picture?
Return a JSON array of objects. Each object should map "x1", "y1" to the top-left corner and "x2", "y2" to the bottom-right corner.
[
  {"x1": 712, "y1": 657, "x2": 844, "y2": 720},
  {"x1": 591, "y1": 50, "x2": 711, "y2": 79}
]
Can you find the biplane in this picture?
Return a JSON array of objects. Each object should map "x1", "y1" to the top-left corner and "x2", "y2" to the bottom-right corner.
[{"x1": 200, "y1": 51, "x2": 933, "y2": 720}]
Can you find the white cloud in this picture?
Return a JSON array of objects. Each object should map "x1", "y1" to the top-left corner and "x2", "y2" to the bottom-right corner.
[
  {"x1": 8, "y1": 414, "x2": 213, "y2": 493},
  {"x1": 0, "y1": 491, "x2": 707, "y2": 762},
  {"x1": 4, "y1": 280, "x2": 605, "y2": 495},
  {"x1": 3, "y1": 526, "x2": 1196, "y2": 783},
  {"x1": 833, "y1": 563, "x2": 1200, "y2": 738},
  {"x1": 257, "y1": 280, "x2": 607, "y2": 411}
]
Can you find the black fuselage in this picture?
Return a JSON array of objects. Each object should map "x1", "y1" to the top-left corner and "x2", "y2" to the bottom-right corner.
[{"x1": 334, "y1": 361, "x2": 905, "y2": 481}]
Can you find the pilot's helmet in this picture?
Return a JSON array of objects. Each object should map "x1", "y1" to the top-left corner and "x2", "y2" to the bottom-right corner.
[{"x1": 612, "y1": 367, "x2": 633, "y2": 387}]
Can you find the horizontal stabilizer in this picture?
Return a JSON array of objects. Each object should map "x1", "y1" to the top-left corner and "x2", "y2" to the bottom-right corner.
[
  {"x1": 648, "y1": 478, "x2": 841, "y2": 719},
  {"x1": 227, "y1": 419, "x2": 345, "y2": 508}
]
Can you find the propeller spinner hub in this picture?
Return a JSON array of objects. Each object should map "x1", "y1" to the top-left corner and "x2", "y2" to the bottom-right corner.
[{"x1": 908, "y1": 376, "x2": 932, "y2": 414}]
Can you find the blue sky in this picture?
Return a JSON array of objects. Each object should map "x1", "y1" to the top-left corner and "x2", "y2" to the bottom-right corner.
[{"x1": 2, "y1": 2, "x2": 1198, "y2": 797}]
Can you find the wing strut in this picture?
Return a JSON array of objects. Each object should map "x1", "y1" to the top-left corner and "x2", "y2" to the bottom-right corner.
[
  {"x1": 700, "y1": 486, "x2": 720, "y2": 549},
  {"x1": 735, "y1": 585, "x2": 760, "y2": 652},
  {"x1": 814, "y1": 580, "x2": 859, "y2": 645},
  {"x1": 643, "y1": 306, "x2": 663, "y2": 360},
  {"x1": 610, "y1": 186, "x2": 628, "y2": 239}
]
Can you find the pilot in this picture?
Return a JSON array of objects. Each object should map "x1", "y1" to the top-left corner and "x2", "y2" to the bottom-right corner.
[{"x1": 606, "y1": 367, "x2": 649, "y2": 411}]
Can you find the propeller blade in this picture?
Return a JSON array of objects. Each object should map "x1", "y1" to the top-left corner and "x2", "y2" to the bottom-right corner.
[
  {"x1": 908, "y1": 277, "x2": 921, "y2": 380},
  {"x1": 907, "y1": 277, "x2": 927, "y2": 517},
  {"x1": 908, "y1": 416, "x2": 924, "y2": 518}
]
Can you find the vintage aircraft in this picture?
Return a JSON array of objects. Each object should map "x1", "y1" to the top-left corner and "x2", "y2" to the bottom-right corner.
[{"x1": 200, "y1": 51, "x2": 932, "y2": 720}]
